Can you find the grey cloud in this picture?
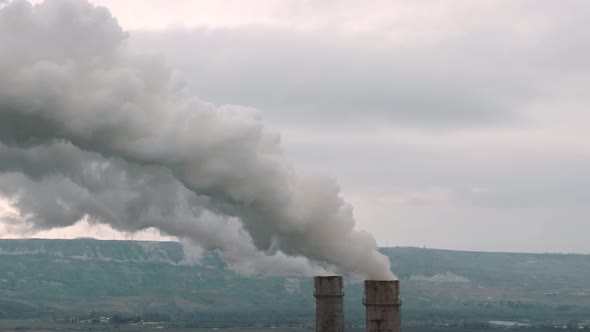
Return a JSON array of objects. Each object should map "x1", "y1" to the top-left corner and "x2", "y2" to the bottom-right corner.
[
  {"x1": 123, "y1": 0, "x2": 590, "y2": 254},
  {"x1": 129, "y1": 27, "x2": 509, "y2": 127},
  {"x1": 0, "y1": 0, "x2": 392, "y2": 279},
  {"x1": 127, "y1": 1, "x2": 590, "y2": 129},
  {"x1": 122, "y1": 0, "x2": 590, "y2": 254},
  {"x1": 282, "y1": 132, "x2": 590, "y2": 209}
]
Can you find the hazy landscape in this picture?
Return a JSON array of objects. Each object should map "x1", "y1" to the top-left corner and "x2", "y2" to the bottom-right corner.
[
  {"x1": 2, "y1": 1, "x2": 590, "y2": 332},
  {"x1": 0, "y1": 239, "x2": 588, "y2": 331}
]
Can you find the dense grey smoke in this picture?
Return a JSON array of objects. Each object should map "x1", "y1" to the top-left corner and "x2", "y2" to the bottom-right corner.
[{"x1": 0, "y1": 0, "x2": 394, "y2": 279}]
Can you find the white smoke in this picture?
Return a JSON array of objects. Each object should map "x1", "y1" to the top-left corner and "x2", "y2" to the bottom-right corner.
[{"x1": 0, "y1": 0, "x2": 394, "y2": 279}]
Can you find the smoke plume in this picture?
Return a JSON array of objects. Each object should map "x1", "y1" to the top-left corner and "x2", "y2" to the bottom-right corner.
[{"x1": 0, "y1": 0, "x2": 394, "y2": 279}]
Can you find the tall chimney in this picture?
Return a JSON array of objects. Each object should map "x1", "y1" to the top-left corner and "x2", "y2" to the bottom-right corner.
[
  {"x1": 363, "y1": 280, "x2": 401, "y2": 332},
  {"x1": 314, "y1": 276, "x2": 344, "y2": 332}
]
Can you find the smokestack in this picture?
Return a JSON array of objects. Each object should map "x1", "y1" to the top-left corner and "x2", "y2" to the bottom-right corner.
[
  {"x1": 314, "y1": 276, "x2": 344, "y2": 332},
  {"x1": 363, "y1": 280, "x2": 401, "y2": 332}
]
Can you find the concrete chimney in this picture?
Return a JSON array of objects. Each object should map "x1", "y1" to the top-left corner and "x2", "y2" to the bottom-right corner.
[
  {"x1": 314, "y1": 276, "x2": 344, "y2": 332},
  {"x1": 363, "y1": 280, "x2": 401, "y2": 332}
]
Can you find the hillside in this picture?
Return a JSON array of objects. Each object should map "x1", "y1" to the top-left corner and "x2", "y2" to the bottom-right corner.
[{"x1": 0, "y1": 239, "x2": 588, "y2": 325}]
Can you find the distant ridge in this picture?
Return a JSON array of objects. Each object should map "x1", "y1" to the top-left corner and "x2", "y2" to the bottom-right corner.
[{"x1": 0, "y1": 238, "x2": 589, "y2": 324}]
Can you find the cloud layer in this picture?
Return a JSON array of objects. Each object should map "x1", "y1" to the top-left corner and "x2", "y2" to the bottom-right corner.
[
  {"x1": 0, "y1": 0, "x2": 394, "y2": 278},
  {"x1": 125, "y1": 0, "x2": 590, "y2": 253}
]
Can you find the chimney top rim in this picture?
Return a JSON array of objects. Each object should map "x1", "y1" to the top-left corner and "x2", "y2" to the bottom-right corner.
[
  {"x1": 314, "y1": 275, "x2": 343, "y2": 278},
  {"x1": 364, "y1": 279, "x2": 399, "y2": 282}
]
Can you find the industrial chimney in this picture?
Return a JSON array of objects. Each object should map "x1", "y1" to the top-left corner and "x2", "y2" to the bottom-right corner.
[
  {"x1": 363, "y1": 280, "x2": 401, "y2": 332},
  {"x1": 314, "y1": 276, "x2": 344, "y2": 332}
]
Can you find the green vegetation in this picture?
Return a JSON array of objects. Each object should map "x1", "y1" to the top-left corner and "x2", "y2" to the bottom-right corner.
[{"x1": 0, "y1": 239, "x2": 589, "y2": 325}]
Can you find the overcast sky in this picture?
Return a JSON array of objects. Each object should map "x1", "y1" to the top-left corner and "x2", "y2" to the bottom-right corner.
[{"x1": 2, "y1": 0, "x2": 590, "y2": 254}]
